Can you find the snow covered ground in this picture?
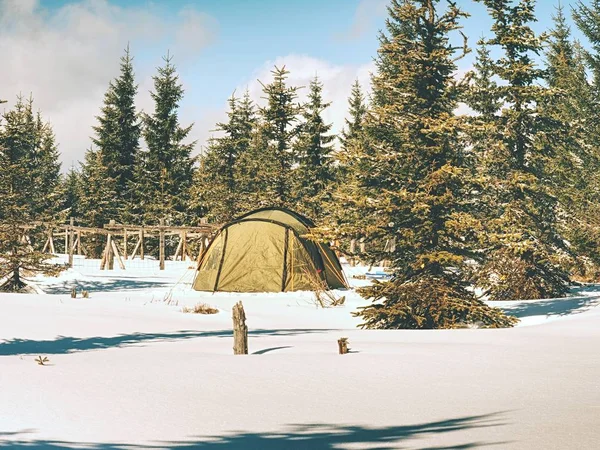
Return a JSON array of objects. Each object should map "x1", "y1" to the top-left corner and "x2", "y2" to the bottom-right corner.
[{"x1": 1, "y1": 257, "x2": 600, "y2": 449}]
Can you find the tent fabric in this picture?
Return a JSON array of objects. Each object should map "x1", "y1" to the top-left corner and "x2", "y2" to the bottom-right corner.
[{"x1": 193, "y1": 207, "x2": 348, "y2": 293}]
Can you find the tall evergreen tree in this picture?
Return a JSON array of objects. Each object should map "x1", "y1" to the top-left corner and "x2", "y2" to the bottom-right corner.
[
  {"x1": 79, "y1": 148, "x2": 118, "y2": 229},
  {"x1": 470, "y1": 0, "x2": 570, "y2": 300},
  {"x1": 339, "y1": 79, "x2": 367, "y2": 151},
  {"x1": 193, "y1": 90, "x2": 256, "y2": 223},
  {"x1": 332, "y1": 0, "x2": 516, "y2": 329},
  {"x1": 546, "y1": 5, "x2": 600, "y2": 279},
  {"x1": 255, "y1": 66, "x2": 302, "y2": 207},
  {"x1": 294, "y1": 76, "x2": 336, "y2": 220},
  {"x1": 573, "y1": 0, "x2": 600, "y2": 100},
  {"x1": 0, "y1": 97, "x2": 61, "y2": 291},
  {"x1": 92, "y1": 45, "x2": 141, "y2": 220},
  {"x1": 30, "y1": 111, "x2": 62, "y2": 218},
  {"x1": 138, "y1": 52, "x2": 196, "y2": 224},
  {"x1": 61, "y1": 166, "x2": 82, "y2": 220}
]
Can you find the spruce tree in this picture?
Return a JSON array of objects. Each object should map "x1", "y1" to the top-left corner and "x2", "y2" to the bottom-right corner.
[
  {"x1": 61, "y1": 167, "x2": 82, "y2": 220},
  {"x1": 79, "y1": 148, "x2": 118, "y2": 229},
  {"x1": 547, "y1": 5, "x2": 600, "y2": 279},
  {"x1": 0, "y1": 97, "x2": 61, "y2": 291},
  {"x1": 339, "y1": 79, "x2": 367, "y2": 151},
  {"x1": 138, "y1": 53, "x2": 196, "y2": 224},
  {"x1": 337, "y1": 0, "x2": 516, "y2": 328},
  {"x1": 255, "y1": 66, "x2": 302, "y2": 207},
  {"x1": 574, "y1": 0, "x2": 600, "y2": 100},
  {"x1": 92, "y1": 46, "x2": 141, "y2": 221},
  {"x1": 294, "y1": 76, "x2": 336, "y2": 220},
  {"x1": 193, "y1": 90, "x2": 256, "y2": 223},
  {"x1": 30, "y1": 112, "x2": 62, "y2": 218},
  {"x1": 470, "y1": 0, "x2": 570, "y2": 300}
]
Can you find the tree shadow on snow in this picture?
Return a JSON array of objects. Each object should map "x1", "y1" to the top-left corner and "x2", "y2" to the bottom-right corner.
[
  {"x1": 0, "y1": 329, "x2": 331, "y2": 356},
  {"x1": 0, "y1": 413, "x2": 511, "y2": 449},
  {"x1": 499, "y1": 295, "x2": 600, "y2": 319},
  {"x1": 39, "y1": 278, "x2": 173, "y2": 295}
]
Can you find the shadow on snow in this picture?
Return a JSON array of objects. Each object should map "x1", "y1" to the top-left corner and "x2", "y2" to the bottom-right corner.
[
  {"x1": 0, "y1": 329, "x2": 331, "y2": 356},
  {"x1": 38, "y1": 277, "x2": 174, "y2": 295},
  {"x1": 499, "y1": 295, "x2": 600, "y2": 319},
  {"x1": 0, "y1": 413, "x2": 510, "y2": 449}
]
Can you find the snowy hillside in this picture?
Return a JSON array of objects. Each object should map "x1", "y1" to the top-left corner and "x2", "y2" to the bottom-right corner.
[{"x1": 1, "y1": 259, "x2": 600, "y2": 449}]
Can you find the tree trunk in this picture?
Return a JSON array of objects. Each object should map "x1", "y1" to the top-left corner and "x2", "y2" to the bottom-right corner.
[{"x1": 232, "y1": 301, "x2": 248, "y2": 355}]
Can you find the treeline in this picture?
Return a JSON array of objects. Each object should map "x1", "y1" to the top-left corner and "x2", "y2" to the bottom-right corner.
[{"x1": 4, "y1": 0, "x2": 600, "y2": 327}]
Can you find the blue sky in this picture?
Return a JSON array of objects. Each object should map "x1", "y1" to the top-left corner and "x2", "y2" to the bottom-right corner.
[{"x1": 0, "y1": 0, "x2": 587, "y2": 167}]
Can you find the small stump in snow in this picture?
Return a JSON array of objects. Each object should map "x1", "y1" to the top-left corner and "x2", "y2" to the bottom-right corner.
[
  {"x1": 338, "y1": 337, "x2": 349, "y2": 355},
  {"x1": 232, "y1": 301, "x2": 248, "y2": 355}
]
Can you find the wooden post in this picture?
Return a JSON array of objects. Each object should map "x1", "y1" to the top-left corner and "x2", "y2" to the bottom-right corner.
[
  {"x1": 182, "y1": 230, "x2": 189, "y2": 261},
  {"x1": 77, "y1": 231, "x2": 81, "y2": 256},
  {"x1": 68, "y1": 217, "x2": 74, "y2": 267},
  {"x1": 103, "y1": 233, "x2": 114, "y2": 270},
  {"x1": 111, "y1": 239, "x2": 126, "y2": 270},
  {"x1": 159, "y1": 218, "x2": 165, "y2": 270},
  {"x1": 140, "y1": 228, "x2": 145, "y2": 260},
  {"x1": 130, "y1": 238, "x2": 141, "y2": 260},
  {"x1": 338, "y1": 337, "x2": 349, "y2": 355},
  {"x1": 49, "y1": 233, "x2": 55, "y2": 254},
  {"x1": 232, "y1": 301, "x2": 248, "y2": 355},
  {"x1": 64, "y1": 229, "x2": 68, "y2": 255},
  {"x1": 123, "y1": 229, "x2": 128, "y2": 260},
  {"x1": 173, "y1": 234, "x2": 183, "y2": 261}
]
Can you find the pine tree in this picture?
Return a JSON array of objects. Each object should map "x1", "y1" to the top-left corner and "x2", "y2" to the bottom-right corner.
[
  {"x1": 573, "y1": 0, "x2": 600, "y2": 100},
  {"x1": 335, "y1": 0, "x2": 517, "y2": 328},
  {"x1": 79, "y1": 148, "x2": 118, "y2": 229},
  {"x1": 548, "y1": 4, "x2": 600, "y2": 279},
  {"x1": 193, "y1": 90, "x2": 256, "y2": 223},
  {"x1": 138, "y1": 53, "x2": 196, "y2": 224},
  {"x1": 61, "y1": 167, "x2": 82, "y2": 219},
  {"x1": 0, "y1": 97, "x2": 61, "y2": 291},
  {"x1": 255, "y1": 66, "x2": 302, "y2": 207},
  {"x1": 92, "y1": 46, "x2": 141, "y2": 221},
  {"x1": 30, "y1": 112, "x2": 62, "y2": 219},
  {"x1": 339, "y1": 79, "x2": 367, "y2": 151},
  {"x1": 471, "y1": 0, "x2": 570, "y2": 300},
  {"x1": 294, "y1": 76, "x2": 336, "y2": 220}
]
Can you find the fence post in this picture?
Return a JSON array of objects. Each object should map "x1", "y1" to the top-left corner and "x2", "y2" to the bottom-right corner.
[
  {"x1": 232, "y1": 301, "x2": 248, "y2": 355},
  {"x1": 159, "y1": 218, "x2": 165, "y2": 270},
  {"x1": 68, "y1": 217, "x2": 74, "y2": 267}
]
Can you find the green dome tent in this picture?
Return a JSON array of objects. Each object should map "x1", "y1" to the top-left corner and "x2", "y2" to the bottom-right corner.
[{"x1": 192, "y1": 207, "x2": 348, "y2": 292}]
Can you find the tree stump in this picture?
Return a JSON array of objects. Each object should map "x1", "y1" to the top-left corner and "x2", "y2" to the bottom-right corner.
[
  {"x1": 70, "y1": 288, "x2": 77, "y2": 299},
  {"x1": 338, "y1": 337, "x2": 349, "y2": 355},
  {"x1": 232, "y1": 301, "x2": 248, "y2": 355}
]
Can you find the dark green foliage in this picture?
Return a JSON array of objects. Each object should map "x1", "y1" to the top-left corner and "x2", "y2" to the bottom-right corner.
[
  {"x1": 193, "y1": 90, "x2": 256, "y2": 223},
  {"x1": 0, "y1": 97, "x2": 62, "y2": 291},
  {"x1": 254, "y1": 66, "x2": 302, "y2": 207},
  {"x1": 469, "y1": 0, "x2": 570, "y2": 300},
  {"x1": 541, "y1": 5, "x2": 600, "y2": 281},
  {"x1": 60, "y1": 167, "x2": 82, "y2": 219},
  {"x1": 137, "y1": 52, "x2": 196, "y2": 225},
  {"x1": 339, "y1": 79, "x2": 367, "y2": 152},
  {"x1": 30, "y1": 112, "x2": 62, "y2": 219},
  {"x1": 79, "y1": 148, "x2": 118, "y2": 229},
  {"x1": 356, "y1": 277, "x2": 517, "y2": 329},
  {"x1": 294, "y1": 76, "x2": 336, "y2": 220},
  {"x1": 337, "y1": 0, "x2": 516, "y2": 329},
  {"x1": 91, "y1": 46, "x2": 141, "y2": 221}
]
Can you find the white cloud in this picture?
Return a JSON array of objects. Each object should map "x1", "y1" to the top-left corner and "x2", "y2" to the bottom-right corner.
[
  {"x1": 0, "y1": 0, "x2": 217, "y2": 169},
  {"x1": 338, "y1": 0, "x2": 388, "y2": 40},
  {"x1": 214, "y1": 55, "x2": 374, "y2": 143}
]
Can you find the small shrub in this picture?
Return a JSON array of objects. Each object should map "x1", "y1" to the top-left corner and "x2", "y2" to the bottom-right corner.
[
  {"x1": 303, "y1": 268, "x2": 345, "y2": 308},
  {"x1": 182, "y1": 302, "x2": 219, "y2": 315}
]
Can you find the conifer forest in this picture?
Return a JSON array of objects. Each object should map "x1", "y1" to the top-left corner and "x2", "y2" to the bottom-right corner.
[{"x1": 3, "y1": 0, "x2": 600, "y2": 329}]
